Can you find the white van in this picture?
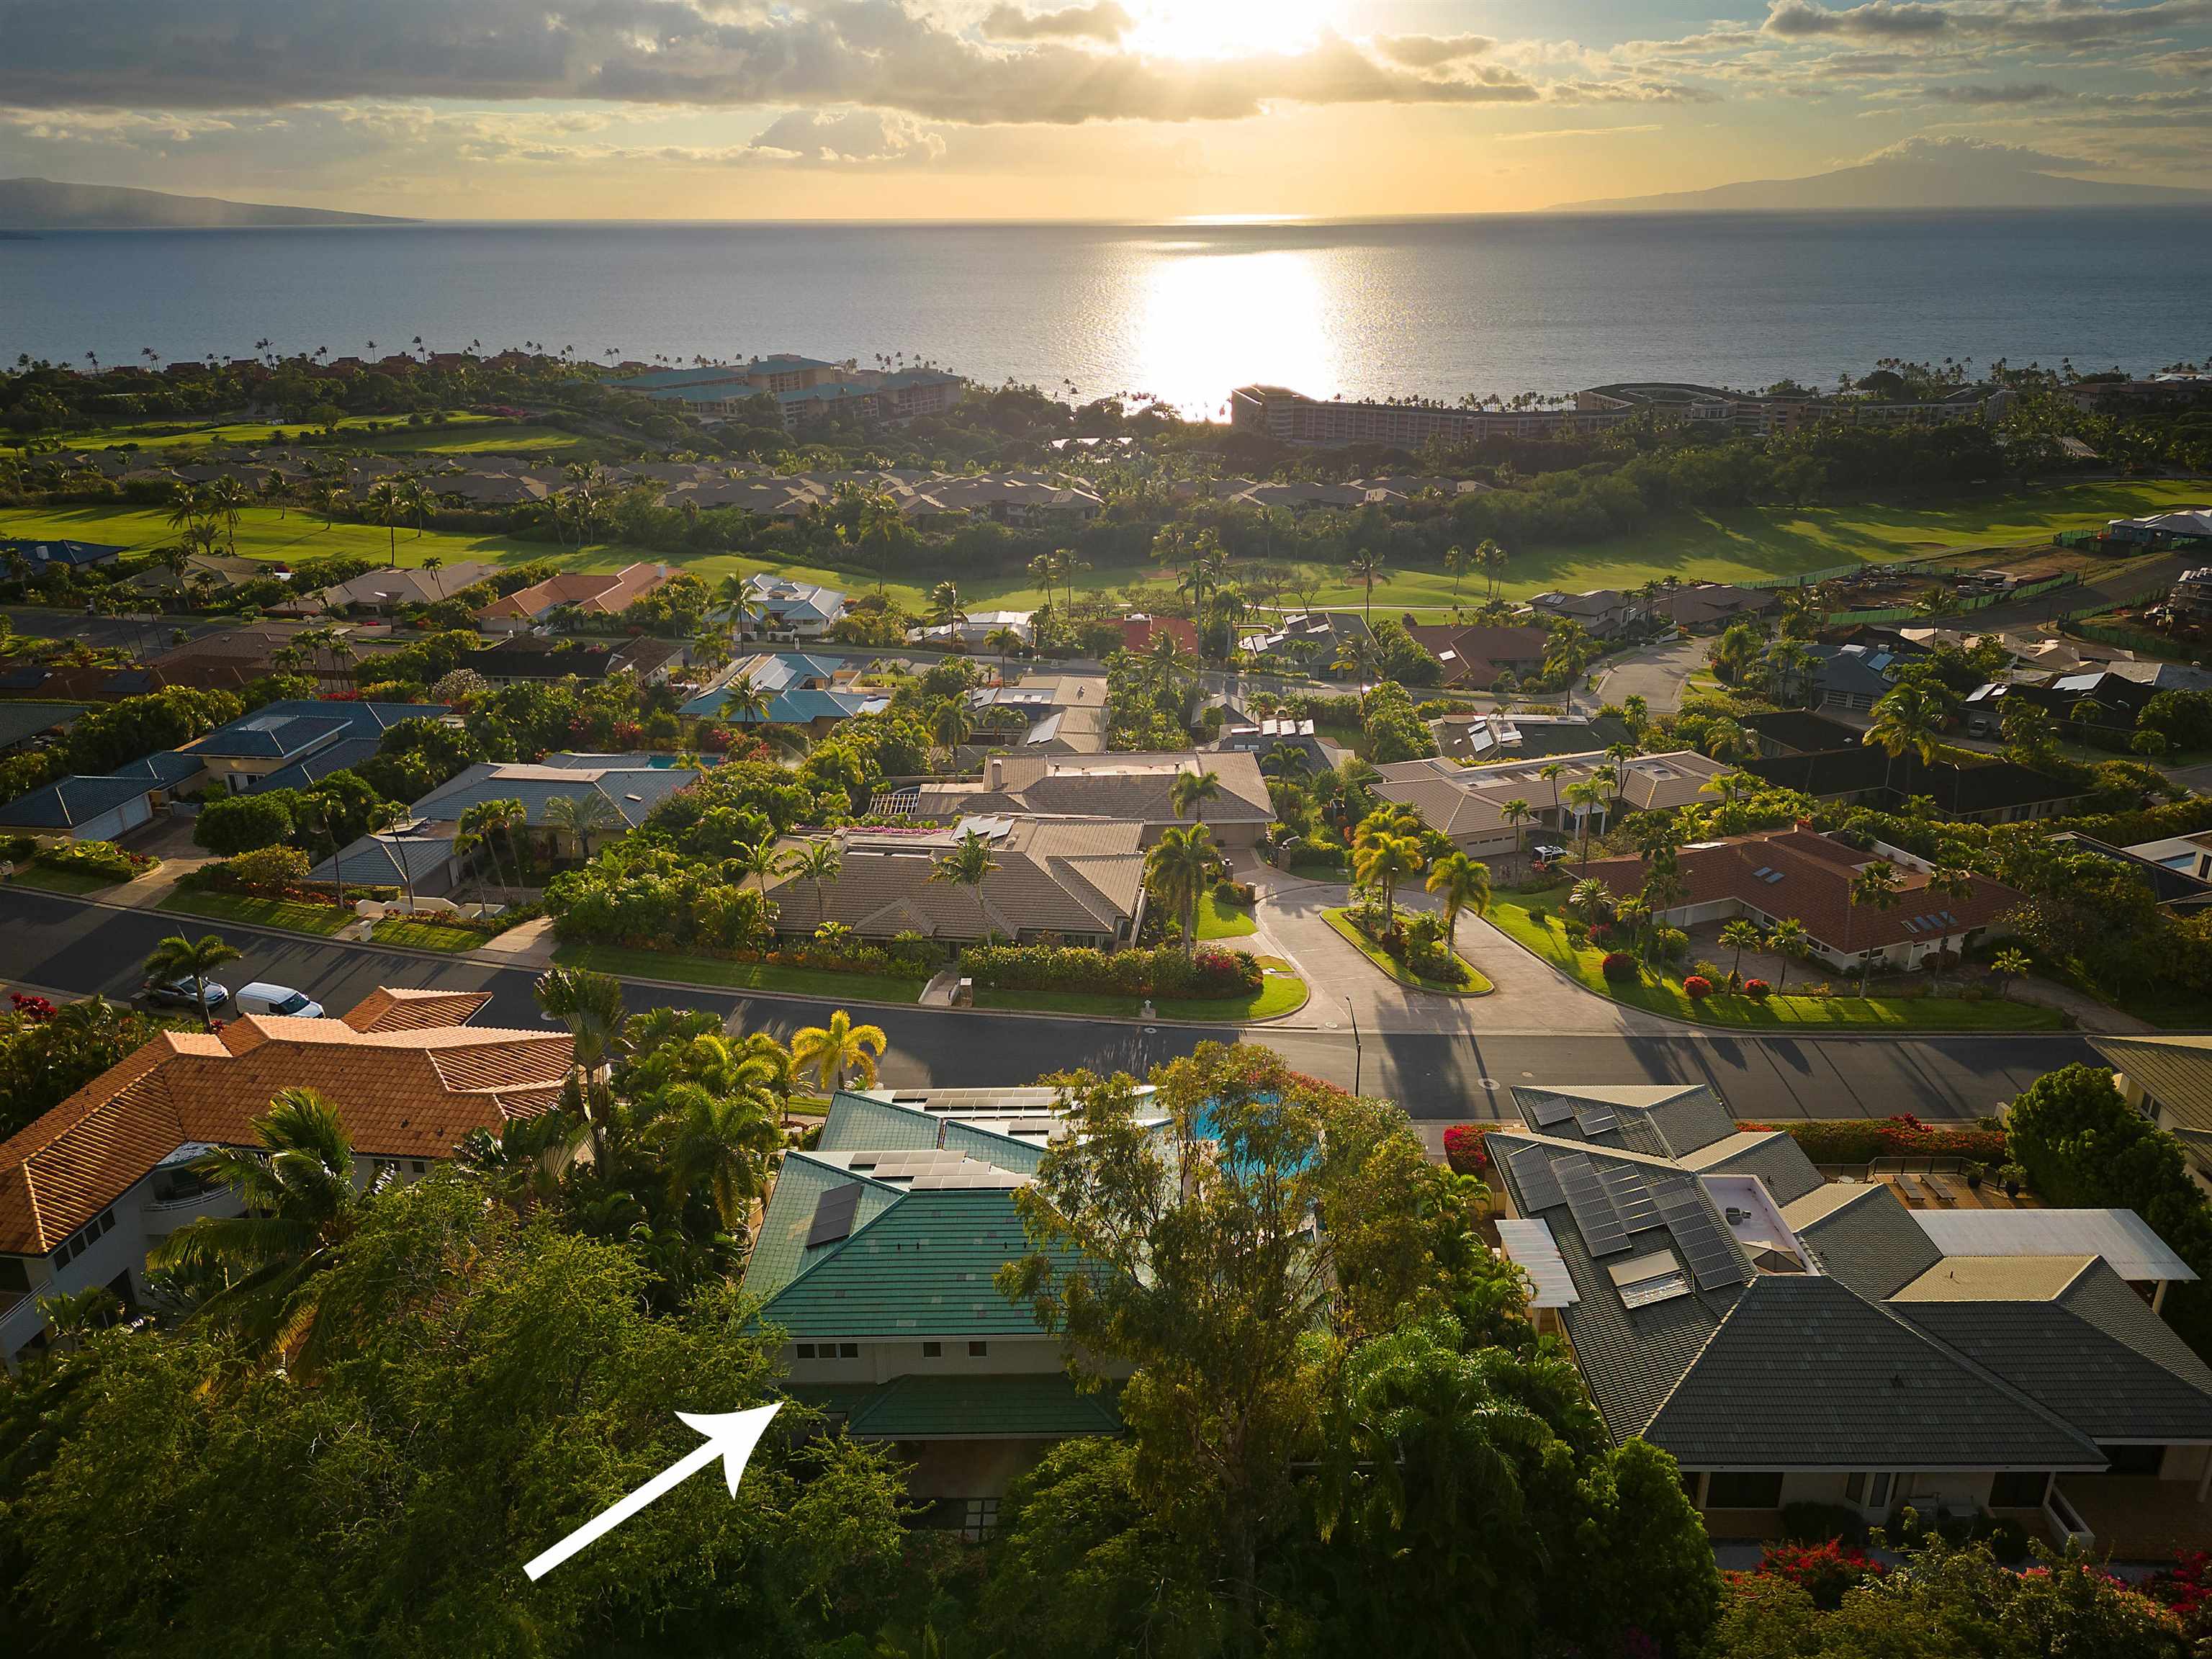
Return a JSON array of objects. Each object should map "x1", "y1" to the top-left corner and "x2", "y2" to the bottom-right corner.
[{"x1": 235, "y1": 982, "x2": 325, "y2": 1020}]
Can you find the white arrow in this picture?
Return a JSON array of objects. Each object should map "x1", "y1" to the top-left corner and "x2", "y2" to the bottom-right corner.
[{"x1": 523, "y1": 1403, "x2": 782, "y2": 1582}]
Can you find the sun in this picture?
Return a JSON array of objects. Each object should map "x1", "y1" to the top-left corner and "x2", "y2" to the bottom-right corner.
[{"x1": 1125, "y1": 0, "x2": 1338, "y2": 60}]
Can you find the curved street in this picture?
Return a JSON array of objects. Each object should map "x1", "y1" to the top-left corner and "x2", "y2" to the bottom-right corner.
[{"x1": 0, "y1": 886, "x2": 2102, "y2": 1126}]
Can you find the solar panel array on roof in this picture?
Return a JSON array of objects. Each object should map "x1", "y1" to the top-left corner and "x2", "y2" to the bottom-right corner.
[
  {"x1": 1598, "y1": 1161, "x2": 1663, "y2": 1234},
  {"x1": 1528, "y1": 1094, "x2": 1577, "y2": 1128},
  {"x1": 1656, "y1": 1184, "x2": 1750, "y2": 1290},
  {"x1": 1507, "y1": 1144, "x2": 1565, "y2": 1212},
  {"x1": 806, "y1": 1182, "x2": 866, "y2": 1247},
  {"x1": 1557, "y1": 1154, "x2": 1632, "y2": 1257},
  {"x1": 1574, "y1": 1105, "x2": 1619, "y2": 1138}
]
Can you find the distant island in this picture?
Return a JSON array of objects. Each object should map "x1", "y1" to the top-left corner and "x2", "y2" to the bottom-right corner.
[
  {"x1": 0, "y1": 177, "x2": 413, "y2": 230},
  {"x1": 1558, "y1": 145, "x2": 2212, "y2": 214}
]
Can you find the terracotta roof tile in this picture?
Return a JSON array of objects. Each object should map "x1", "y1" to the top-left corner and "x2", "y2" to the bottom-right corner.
[
  {"x1": 0, "y1": 991, "x2": 572, "y2": 1256},
  {"x1": 341, "y1": 986, "x2": 495, "y2": 1033}
]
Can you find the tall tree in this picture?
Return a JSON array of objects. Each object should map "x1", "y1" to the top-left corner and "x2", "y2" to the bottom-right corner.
[
  {"x1": 140, "y1": 932, "x2": 242, "y2": 1031},
  {"x1": 1424, "y1": 852, "x2": 1491, "y2": 961},
  {"x1": 1170, "y1": 766, "x2": 1222, "y2": 826},
  {"x1": 1145, "y1": 822, "x2": 1217, "y2": 958},
  {"x1": 931, "y1": 826, "x2": 1000, "y2": 941},
  {"x1": 790, "y1": 1009, "x2": 888, "y2": 1093}
]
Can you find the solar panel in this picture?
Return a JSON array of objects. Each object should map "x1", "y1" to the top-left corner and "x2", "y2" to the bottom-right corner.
[
  {"x1": 1506, "y1": 1145, "x2": 1565, "y2": 1213},
  {"x1": 1941, "y1": 910, "x2": 1961, "y2": 927},
  {"x1": 1556, "y1": 1154, "x2": 1632, "y2": 1257},
  {"x1": 805, "y1": 1182, "x2": 866, "y2": 1248},
  {"x1": 1527, "y1": 1094, "x2": 1577, "y2": 1128},
  {"x1": 1761, "y1": 869, "x2": 1784, "y2": 884},
  {"x1": 1751, "y1": 866, "x2": 1772, "y2": 878},
  {"x1": 1901, "y1": 917, "x2": 1920, "y2": 933},
  {"x1": 1573, "y1": 1105, "x2": 1619, "y2": 1138},
  {"x1": 1656, "y1": 1184, "x2": 1750, "y2": 1290},
  {"x1": 1596, "y1": 1161, "x2": 1663, "y2": 1236}
]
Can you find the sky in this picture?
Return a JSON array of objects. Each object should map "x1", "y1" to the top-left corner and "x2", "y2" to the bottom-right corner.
[{"x1": 0, "y1": 0, "x2": 2207, "y2": 219}]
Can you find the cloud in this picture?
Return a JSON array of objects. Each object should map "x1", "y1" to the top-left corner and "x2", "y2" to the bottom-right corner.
[
  {"x1": 1496, "y1": 123, "x2": 1663, "y2": 141},
  {"x1": 1923, "y1": 81, "x2": 2069, "y2": 103},
  {"x1": 1861, "y1": 132, "x2": 2082, "y2": 168},
  {"x1": 1764, "y1": 1, "x2": 1950, "y2": 40},
  {"x1": 747, "y1": 107, "x2": 947, "y2": 164},
  {"x1": 1374, "y1": 34, "x2": 1496, "y2": 69},
  {"x1": 0, "y1": 0, "x2": 1540, "y2": 122},
  {"x1": 979, "y1": 3, "x2": 1129, "y2": 43}
]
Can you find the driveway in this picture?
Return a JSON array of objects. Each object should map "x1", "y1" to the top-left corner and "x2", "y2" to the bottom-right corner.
[
  {"x1": 1591, "y1": 634, "x2": 1704, "y2": 714},
  {"x1": 1249, "y1": 866, "x2": 1669, "y2": 1037}
]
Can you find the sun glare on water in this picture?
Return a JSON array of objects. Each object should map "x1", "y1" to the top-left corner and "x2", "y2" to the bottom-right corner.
[{"x1": 1127, "y1": 0, "x2": 1338, "y2": 58}]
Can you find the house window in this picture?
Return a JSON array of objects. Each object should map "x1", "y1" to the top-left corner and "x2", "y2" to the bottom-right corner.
[
  {"x1": 1705, "y1": 1472, "x2": 1784, "y2": 1509},
  {"x1": 837, "y1": 1341, "x2": 859, "y2": 1359},
  {"x1": 1990, "y1": 1472, "x2": 2050, "y2": 1508},
  {"x1": 793, "y1": 1344, "x2": 817, "y2": 1359},
  {"x1": 1868, "y1": 1473, "x2": 1893, "y2": 1509},
  {"x1": 1845, "y1": 1473, "x2": 1865, "y2": 1504},
  {"x1": 968, "y1": 1340, "x2": 989, "y2": 1358},
  {"x1": 923, "y1": 1341, "x2": 943, "y2": 1358}
]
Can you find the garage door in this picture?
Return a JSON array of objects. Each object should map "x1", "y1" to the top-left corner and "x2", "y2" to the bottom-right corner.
[{"x1": 78, "y1": 794, "x2": 151, "y2": 843}]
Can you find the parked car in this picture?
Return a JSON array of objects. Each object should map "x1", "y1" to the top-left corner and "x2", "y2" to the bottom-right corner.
[
  {"x1": 141, "y1": 976, "x2": 230, "y2": 1011},
  {"x1": 1529, "y1": 843, "x2": 1572, "y2": 871},
  {"x1": 235, "y1": 982, "x2": 324, "y2": 1020}
]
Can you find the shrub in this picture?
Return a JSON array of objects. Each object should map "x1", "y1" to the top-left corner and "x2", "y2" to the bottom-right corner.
[
  {"x1": 35, "y1": 840, "x2": 152, "y2": 882},
  {"x1": 1526, "y1": 906, "x2": 1546, "y2": 926},
  {"x1": 957, "y1": 943, "x2": 1263, "y2": 1001},
  {"x1": 1743, "y1": 978, "x2": 1772, "y2": 1000},
  {"x1": 221, "y1": 845, "x2": 313, "y2": 892},
  {"x1": 1691, "y1": 959, "x2": 1725, "y2": 984},
  {"x1": 1, "y1": 835, "x2": 33, "y2": 863},
  {"x1": 1213, "y1": 876, "x2": 1241, "y2": 903},
  {"x1": 1442, "y1": 1124, "x2": 1492, "y2": 1177},
  {"x1": 1777, "y1": 1501, "x2": 1869, "y2": 1549},
  {"x1": 1756, "y1": 1539, "x2": 1885, "y2": 1611},
  {"x1": 194, "y1": 791, "x2": 297, "y2": 856},
  {"x1": 1600, "y1": 950, "x2": 1638, "y2": 983},
  {"x1": 9, "y1": 992, "x2": 54, "y2": 1023},
  {"x1": 1653, "y1": 925, "x2": 1689, "y2": 962},
  {"x1": 1683, "y1": 974, "x2": 1714, "y2": 1000},
  {"x1": 1740, "y1": 1115, "x2": 2009, "y2": 1167}
]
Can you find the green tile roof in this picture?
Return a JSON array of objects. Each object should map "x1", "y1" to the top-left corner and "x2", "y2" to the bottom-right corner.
[
  {"x1": 742, "y1": 1151, "x2": 902, "y2": 1302},
  {"x1": 757, "y1": 1186, "x2": 1077, "y2": 1339},
  {"x1": 786, "y1": 1372, "x2": 1123, "y2": 1439},
  {"x1": 943, "y1": 1118, "x2": 1046, "y2": 1173},
  {"x1": 815, "y1": 1094, "x2": 945, "y2": 1154}
]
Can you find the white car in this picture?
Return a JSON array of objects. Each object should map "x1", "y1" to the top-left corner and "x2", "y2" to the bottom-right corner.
[{"x1": 235, "y1": 982, "x2": 325, "y2": 1020}]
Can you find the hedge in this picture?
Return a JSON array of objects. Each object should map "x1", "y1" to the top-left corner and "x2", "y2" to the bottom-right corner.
[
  {"x1": 958, "y1": 943, "x2": 1263, "y2": 999},
  {"x1": 1739, "y1": 1115, "x2": 2008, "y2": 1167},
  {"x1": 35, "y1": 840, "x2": 156, "y2": 881},
  {"x1": 1442, "y1": 1123, "x2": 1496, "y2": 1177}
]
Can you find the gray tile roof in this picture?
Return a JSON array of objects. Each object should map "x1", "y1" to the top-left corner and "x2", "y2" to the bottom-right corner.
[
  {"x1": 1679, "y1": 1131, "x2": 1825, "y2": 1206},
  {"x1": 908, "y1": 750, "x2": 1273, "y2": 828},
  {"x1": 1893, "y1": 1258, "x2": 2212, "y2": 1444},
  {"x1": 258, "y1": 735, "x2": 382, "y2": 793},
  {"x1": 0, "y1": 772, "x2": 153, "y2": 829},
  {"x1": 1507, "y1": 1084, "x2": 1737, "y2": 1160},
  {"x1": 0, "y1": 701, "x2": 84, "y2": 752},
  {"x1": 409, "y1": 760, "x2": 698, "y2": 828},
  {"x1": 307, "y1": 828, "x2": 458, "y2": 886},
  {"x1": 762, "y1": 818, "x2": 1146, "y2": 943},
  {"x1": 1640, "y1": 1274, "x2": 2104, "y2": 1470},
  {"x1": 1781, "y1": 1182, "x2": 1944, "y2": 1300},
  {"x1": 2092, "y1": 1036, "x2": 2212, "y2": 1135}
]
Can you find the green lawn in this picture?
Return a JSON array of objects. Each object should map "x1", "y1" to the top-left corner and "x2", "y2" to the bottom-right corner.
[
  {"x1": 974, "y1": 971, "x2": 1310, "y2": 1023},
  {"x1": 1483, "y1": 893, "x2": 2062, "y2": 1031},
  {"x1": 1194, "y1": 891, "x2": 1258, "y2": 940},
  {"x1": 554, "y1": 942, "x2": 927, "y2": 1004},
  {"x1": 371, "y1": 917, "x2": 493, "y2": 952},
  {"x1": 1323, "y1": 908, "x2": 1492, "y2": 995},
  {"x1": 41, "y1": 411, "x2": 599, "y2": 457},
  {"x1": 159, "y1": 889, "x2": 354, "y2": 935}
]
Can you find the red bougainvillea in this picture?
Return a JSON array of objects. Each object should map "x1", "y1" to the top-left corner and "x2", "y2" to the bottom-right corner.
[
  {"x1": 9, "y1": 992, "x2": 55, "y2": 1022},
  {"x1": 1743, "y1": 978, "x2": 1772, "y2": 1000},
  {"x1": 2143, "y1": 1552, "x2": 2212, "y2": 1637},
  {"x1": 1757, "y1": 1540, "x2": 1886, "y2": 1610},
  {"x1": 1683, "y1": 974, "x2": 1714, "y2": 1000},
  {"x1": 1442, "y1": 1125, "x2": 1493, "y2": 1177},
  {"x1": 1600, "y1": 951, "x2": 1638, "y2": 983}
]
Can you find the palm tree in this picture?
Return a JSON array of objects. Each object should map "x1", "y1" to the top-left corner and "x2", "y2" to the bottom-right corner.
[
  {"x1": 364, "y1": 479, "x2": 405, "y2": 557},
  {"x1": 1766, "y1": 917, "x2": 1810, "y2": 993},
  {"x1": 148, "y1": 1089, "x2": 372, "y2": 1365},
  {"x1": 791, "y1": 1009, "x2": 889, "y2": 1092},
  {"x1": 1563, "y1": 776, "x2": 1611, "y2": 867},
  {"x1": 1704, "y1": 719, "x2": 1758, "y2": 765},
  {"x1": 986, "y1": 624, "x2": 1025, "y2": 679},
  {"x1": 1990, "y1": 946, "x2": 2033, "y2": 1002},
  {"x1": 931, "y1": 698, "x2": 975, "y2": 754},
  {"x1": 1145, "y1": 822, "x2": 1218, "y2": 957},
  {"x1": 1345, "y1": 549, "x2": 1386, "y2": 629},
  {"x1": 928, "y1": 580, "x2": 967, "y2": 631},
  {"x1": 714, "y1": 571, "x2": 755, "y2": 639},
  {"x1": 1867, "y1": 682, "x2": 1945, "y2": 800},
  {"x1": 205, "y1": 475, "x2": 250, "y2": 553},
  {"x1": 533, "y1": 963, "x2": 627, "y2": 1077},
  {"x1": 1848, "y1": 862, "x2": 1904, "y2": 995},
  {"x1": 786, "y1": 839, "x2": 844, "y2": 930},
  {"x1": 649, "y1": 1081, "x2": 781, "y2": 1240},
  {"x1": 1539, "y1": 762, "x2": 1566, "y2": 833},
  {"x1": 1171, "y1": 767, "x2": 1222, "y2": 826},
  {"x1": 143, "y1": 932, "x2": 243, "y2": 1030},
  {"x1": 457, "y1": 796, "x2": 525, "y2": 892},
  {"x1": 931, "y1": 827, "x2": 1001, "y2": 941},
  {"x1": 1425, "y1": 852, "x2": 1491, "y2": 962},
  {"x1": 1719, "y1": 917, "x2": 1763, "y2": 981},
  {"x1": 35, "y1": 1285, "x2": 121, "y2": 1352},
  {"x1": 1352, "y1": 830, "x2": 1425, "y2": 933},
  {"x1": 542, "y1": 790, "x2": 623, "y2": 861},
  {"x1": 735, "y1": 837, "x2": 783, "y2": 895},
  {"x1": 1500, "y1": 797, "x2": 1534, "y2": 858},
  {"x1": 1478, "y1": 538, "x2": 1508, "y2": 601},
  {"x1": 1444, "y1": 544, "x2": 1471, "y2": 603}
]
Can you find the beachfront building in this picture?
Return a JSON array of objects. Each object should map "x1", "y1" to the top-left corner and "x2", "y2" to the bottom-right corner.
[{"x1": 0, "y1": 989, "x2": 570, "y2": 1367}]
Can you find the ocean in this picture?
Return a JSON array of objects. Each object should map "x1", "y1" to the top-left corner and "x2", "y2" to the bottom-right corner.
[{"x1": 4, "y1": 210, "x2": 2207, "y2": 420}]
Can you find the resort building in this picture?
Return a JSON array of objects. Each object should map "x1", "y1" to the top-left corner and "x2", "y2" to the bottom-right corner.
[
  {"x1": 624, "y1": 358, "x2": 965, "y2": 431},
  {"x1": 1228, "y1": 385, "x2": 1627, "y2": 448},
  {"x1": 0, "y1": 989, "x2": 571, "y2": 1367},
  {"x1": 1489, "y1": 1082, "x2": 2212, "y2": 1553}
]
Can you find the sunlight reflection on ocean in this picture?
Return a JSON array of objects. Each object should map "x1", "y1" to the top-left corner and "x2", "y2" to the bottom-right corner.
[{"x1": 4, "y1": 212, "x2": 2207, "y2": 418}]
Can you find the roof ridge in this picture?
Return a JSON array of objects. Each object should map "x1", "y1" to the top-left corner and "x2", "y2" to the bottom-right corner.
[{"x1": 757, "y1": 1177, "x2": 1025, "y2": 1308}]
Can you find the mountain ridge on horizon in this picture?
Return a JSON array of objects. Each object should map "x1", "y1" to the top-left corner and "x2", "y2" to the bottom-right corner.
[
  {"x1": 0, "y1": 177, "x2": 413, "y2": 229},
  {"x1": 1557, "y1": 151, "x2": 2212, "y2": 214}
]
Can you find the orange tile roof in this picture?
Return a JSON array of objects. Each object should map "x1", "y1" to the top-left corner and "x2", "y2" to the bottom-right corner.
[
  {"x1": 0, "y1": 991, "x2": 572, "y2": 1256},
  {"x1": 341, "y1": 986, "x2": 496, "y2": 1033}
]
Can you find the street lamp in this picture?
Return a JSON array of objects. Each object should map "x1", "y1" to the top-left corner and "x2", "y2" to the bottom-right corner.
[{"x1": 1348, "y1": 1007, "x2": 1362, "y2": 1097}]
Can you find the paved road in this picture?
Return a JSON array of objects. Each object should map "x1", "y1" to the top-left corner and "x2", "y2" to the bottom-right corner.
[
  {"x1": 1, "y1": 604, "x2": 237, "y2": 654},
  {"x1": 1590, "y1": 635, "x2": 1705, "y2": 716},
  {"x1": 0, "y1": 887, "x2": 2103, "y2": 1123}
]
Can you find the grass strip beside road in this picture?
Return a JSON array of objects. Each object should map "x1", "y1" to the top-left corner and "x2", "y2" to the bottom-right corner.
[
  {"x1": 554, "y1": 942, "x2": 927, "y2": 1004},
  {"x1": 160, "y1": 889, "x2": 355, "y2": 935},
  {"x1": 371, "y1": 917, "x2": 492, "y2": 953},
  {"x1": 1482, "y1": 894, "x2": 2061, "y2": 1031},
  {"x1": 9, "y1": 866, "x2": 132, "y2": 896},
  {"x1": 1322, "y1": 908, "x2": 1493, "y2": 996},
  {"x1": 972, "y1": 972, "x2": 1310, "y2": 1023}
]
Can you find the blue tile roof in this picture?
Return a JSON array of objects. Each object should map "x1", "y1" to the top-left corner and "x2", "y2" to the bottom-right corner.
[
  {"x1": 0, "y1": 538, "x2": 127, "y2": 567},
  {"x1": 0, "y1": 773, "x2": 154, "y2": 829}
]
